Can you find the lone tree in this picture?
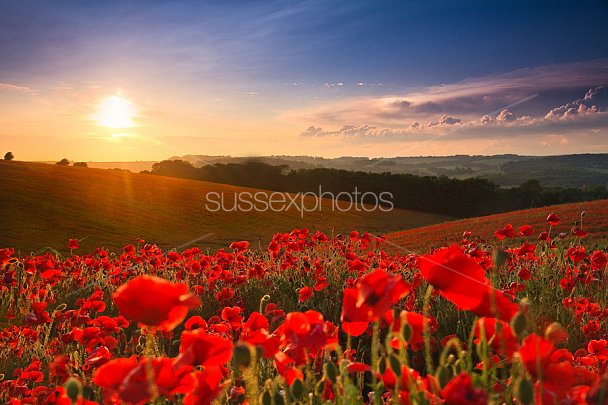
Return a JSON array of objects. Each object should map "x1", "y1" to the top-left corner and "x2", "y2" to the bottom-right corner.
[
  {"x1": 4, "y1": 152, "x2": 14, "y2": 161},
  {"x1": 56, "y1": 158, "x2": 70, "y2": 166},
  {"x1": 73, "y1": 162, "x2": 88, "y2": 168}
]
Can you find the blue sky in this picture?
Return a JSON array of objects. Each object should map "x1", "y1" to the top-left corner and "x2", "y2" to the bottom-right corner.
[{"x1": 0, "y1": 0, "x2": 607, "y2": 160}]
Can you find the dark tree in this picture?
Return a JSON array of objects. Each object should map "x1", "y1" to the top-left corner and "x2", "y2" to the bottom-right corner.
[
  {"x1": 3, "y1": 152, "x2": 14, "y2": 161},
  {"x1": 56, "y1": 158, "x2": 70, "y2": 166},
  {"x1": 73, "y1": 162, "x2": 88, "y2": 168}
]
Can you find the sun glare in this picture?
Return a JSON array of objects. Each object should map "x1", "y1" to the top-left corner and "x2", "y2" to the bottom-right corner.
[{"x1": 94, "y1": 95, "x2": 138, "y2": 129}]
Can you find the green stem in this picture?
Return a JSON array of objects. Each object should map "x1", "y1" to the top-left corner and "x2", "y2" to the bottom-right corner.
[
  {"x1": 423, "y1": 286, "x2": 434, "y2": 375},
  {"x1": 371, "y1": 322, "x2": 382, "y2": 404},
  {"x1": 145, "y1": 329, "x2": 159, "y2": 401}
]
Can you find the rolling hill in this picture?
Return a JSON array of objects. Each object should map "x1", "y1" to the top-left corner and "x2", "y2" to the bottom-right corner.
[
  {"x1": 0, "y1": 161, "x2": 449, "y2": 254},
  {"x1": 174, "y1": 153, "x2": 608, "y2": 188},
  {"x1": 385, "y1": 199, "x2": 608, "y2": 254}
]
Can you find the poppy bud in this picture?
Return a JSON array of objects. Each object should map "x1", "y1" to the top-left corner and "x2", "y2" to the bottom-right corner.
[
  {"x1": 435, "y1": 365, "x2": 451, "y2": 388},
  {"x1": 545, "y1": 322, "x2": 568, "y2": 345},
  {"x1": 64, "y1": 377, "x2": 82, "y2": 403},
  {"x1": 291, "y1": 378, "x2": 304, "y2": 398},
  {"x1": 403, "y1": 324, "x2": 412, "y2": 342},
  {"x1": 315, "y1": 380, "x2": 326, "y2": 396},
  {"x1": 261, "y1": 390, "x2": 272, "y2": 405},
  {"x1": 493, "y1": 248, "x2": 509, "y2": 269},
  {"x1": 274, "y1": 391, "x2": 285, "y2": 405},
  {"x1": 516, "y1": 377, "x2": 534, "y2": 405},
  {"x1": 233, "y1": 342, "x2": 252, "y2": 368},
  {"x1": 389, "y1": 355, "x2": 401, "y2": 376},
  {"x1": 378, "y1": 357, "x2": 388, "y2": 375},
  {"x1": 325, "y1": 362, "x2": 338, "y2": 384},
  {"x1": 511, "y1": 303, "x2": 528, "y2": 338}
]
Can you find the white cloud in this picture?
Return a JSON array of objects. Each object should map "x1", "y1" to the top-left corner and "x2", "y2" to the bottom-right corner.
[
  {"x1": 300, "y1": 124, "x2": 401, "y2": 138},
  {"x1": 496, "y1": 109, "x2": 515, "y2": 122},
  {"x1": 545, "y1": 85, "x2": 607, "y2": 120},
  {"x1": 283, "y1": 60, "x2": 608, "y2": 129},
  {"x1": 428, "y1": 115, "x2": 461, "y2": 127},
  {"x1": 0, "y1": 82, "x2": 36, "y2": 94}
]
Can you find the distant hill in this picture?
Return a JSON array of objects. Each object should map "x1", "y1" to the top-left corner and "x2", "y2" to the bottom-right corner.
[
  {"x1": 385, "y1": 199, "x2": 608, "y2": 253},
  {"x1": 172, "y1": 153, "x2": 608, "y2": 188},
  {"x1": 0, "y1": 161, "x2": 449, "y2": 254},
  {"x1": 35, "y1": 161, "x2": 158, "y2": 172},
  {"x1": 86, "y1": 161, "x2": 157, "y2": 172}
]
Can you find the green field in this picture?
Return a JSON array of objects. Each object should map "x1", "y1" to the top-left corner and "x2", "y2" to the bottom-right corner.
[{"x1": 0, "y1": 161, "x2": 449, "y2": 254}]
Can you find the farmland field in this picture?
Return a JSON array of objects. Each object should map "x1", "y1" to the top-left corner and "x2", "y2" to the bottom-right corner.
[
  {"x1": 3, "y1": 1, "x2": 608, "y2": 403},
  {"x1": 0, "y1": 203, "x2": 606, "y2": 404},
  {"x1": 0, "y1": 161, "x2": 449, "y2": 254},
  {"x1": 386, "y1": 199, "x2": 608, "y2": 253}
]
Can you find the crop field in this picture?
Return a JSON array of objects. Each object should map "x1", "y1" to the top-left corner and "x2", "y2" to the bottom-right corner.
[
  {"x1": 386, "y1": 199, "x2": 608, "y2": 253},
  {"x1": 3, "y1": 1, "x2": 607, "y2": 403},
  {"x1": 0, "y1": 207, "x2": 606, "y2": 404},
  {"x1": 0, "y1": 161, "x2": 448, "y2": 254}
]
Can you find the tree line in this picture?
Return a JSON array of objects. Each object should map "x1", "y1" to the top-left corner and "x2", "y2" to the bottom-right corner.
[{"x1": 144, "y1": 160, "x2": 608, "y2": 217}]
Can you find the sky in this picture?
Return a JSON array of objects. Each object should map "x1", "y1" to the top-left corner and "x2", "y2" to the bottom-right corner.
[{"x1": 0, "y1": 0, "x2": 607, "y2": 161}]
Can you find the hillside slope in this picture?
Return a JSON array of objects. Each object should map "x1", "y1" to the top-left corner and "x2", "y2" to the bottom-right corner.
[
  {"x1": 385, "y1": 199, "x2": 608, "y2": 253},
  {"x1": 176, "y1": 153, "x2": 608, "y2": 188},
  {"x1": 0, "y1": 161, "x2": 449, "y2": 253}
]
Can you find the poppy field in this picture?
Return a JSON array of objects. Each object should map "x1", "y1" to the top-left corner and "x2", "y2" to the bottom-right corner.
[
  {"x1": 1, "y1": 208, "x2": 607, "y2": 404},
  {"x1": 386, "y1": 199, "x2": 608, "y2": 253}
]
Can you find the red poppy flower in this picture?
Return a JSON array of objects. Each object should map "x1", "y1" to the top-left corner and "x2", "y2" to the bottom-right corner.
[
  {"x1": 221, "y1": 306, "x2": 244, "y2": 328},
  {"x1": 68, "y1": 239, "x2": 79, "y2": 250},
  {"x1": 341, "y1": 287, "x2": 371, "y2": 336},
  {"x1": 229, "y1": 241, "x2": 249, "y2": 251},
  {"x1": 519, "y1": 334, "x2": 554, "y2": 378},
  {"x1": 175, "y1": 329, "x2": 233, "y2": 368},
  {"x1": 571, "y1": 226, "x2": 588, "y2": 238},
  {"x1": 590, "y1": 250, "x2": 608, "y2": 270},
  {"x1": 276, "y1": 311, "x2": 338, "y2": 354},
  {"x1": 298, "y1": 286, "x2": 313, "y2": 302},
  {"x1": 418, "y1": 245, "x2": 518, "y2": 321},
  {"x1": 474, "y1": 318, "x2": 519, "y2": 359},
  {"x1": 567, "y1": 246, "x2": 587, "y2": 263},
  {"x1": 84, "y1": 345, "x2": 111, "y2": 368},
  {"x1": 550, "y1": 348, "x2": 574, "y2": 363},
  {"x1": 544, "y1": 322, "x2": 569, "y2": 345},
  {"x1": 391, "y1": 311, "x2": 439, "y2": 351},
  {"x1": 546, "y1": 213, "x2": 560, "y2": 226},
  {"x1": 93, "y1": 356, "x2": 138, "y2": 401},
  {"x1": 494, "y1": 224, "x2": 516, "y2": 240},
  {"x1": 517, "y1": 267, "x2": 531, "y2": 281},
  {"x1": 441, "y1": 372, "x2": 486, "y2": 405},
  {"x1": 242, "y1": 311, "x2": 269, "y2": 332},
  {"x1": 167, "y1": 251, "x2": 181, "y2": 262},
  {"x1": 102, "y1": 356, "x2": 193, "y2": 404},
  {"x1": 184, "y1": 366, "x2": 229, "y2": 405},
  {"x1": 515, "y1": 241, "x2": 536, "y2": 257},
  {"x1": 355, "y1": 268, "x2": 411, "y2": 320},
  {"x1": 112, "y1": 275, "x2": 200, "y2": 331},
  {"x1": 185, "y1": 315, "x2": 208, "y2": 331},
  {"x1": 346, "y1": 362, "x2": 371, "y2": 374},
  {"x1": 518, "y1": 225, "x2": 533, "y2": 237},
  {"x1": 587, "y1": 339, "x2": 607, "y2": 359},
  {"x1": 274, "y1": 352, "x2": 303, "y2": 386},
  {"x1": 313, "y1": 276, "x2": 328, "y2": 291}
]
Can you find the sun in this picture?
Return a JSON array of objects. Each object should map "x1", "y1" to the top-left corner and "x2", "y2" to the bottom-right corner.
[{"x1": 94, "y1": 94, "x2": 138, "y2": 129}]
